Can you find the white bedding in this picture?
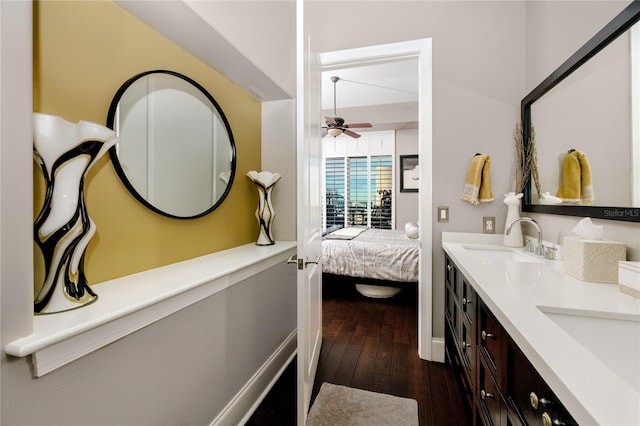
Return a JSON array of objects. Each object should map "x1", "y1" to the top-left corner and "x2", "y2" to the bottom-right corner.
[{"x1": 322, "y1": 228, "x2": 420, "y2": 282}]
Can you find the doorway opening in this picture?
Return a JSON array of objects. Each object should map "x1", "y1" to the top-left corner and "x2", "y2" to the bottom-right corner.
[{"x1": 319, "y1": 39, "x2": 436, "y2": 362}]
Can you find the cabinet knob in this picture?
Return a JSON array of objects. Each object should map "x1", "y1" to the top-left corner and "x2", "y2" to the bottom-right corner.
[
  {"x1": 530, "y1": 392, "x2": 539, "y2": 409},
  {"x1": 447, "y1": 264, "x2": 455, "y2": 272},
  {"x1": 462, "y1": 297, "x2": 472, "y2": 306},
  {"x1": 481, "y1": 330, "x2": 495, "y2": 341},
  {"x1": 480, "y1": 390, "x2": 495, "y2": 400},
  {"x1": 541, "y1": 412, "x2": 566, "y2": 426},
  {"x1": 461, "y1": 340, "x2": 471, "y2": 351}
]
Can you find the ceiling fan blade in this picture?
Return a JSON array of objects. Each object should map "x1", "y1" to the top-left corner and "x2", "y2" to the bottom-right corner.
[
  {"x1": 344, "y1": 122, "x2": 372, "y2": 129},
  {"x1": 343, "y1": 129, "x2": 361, "y2": 139},
  {"x1": 321, "y1": 129, "x2": 328, "y2": 138}
]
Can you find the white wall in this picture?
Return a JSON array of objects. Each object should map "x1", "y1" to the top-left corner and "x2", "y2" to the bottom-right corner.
[
  {"x1": 307, "y1": 1, "x2": 526, "y2": 340},
  {"x1": 2, "y1": 261, "x2": 296, "y2": 425},
  {"x1": 262, "y1": 99, "x2": 297, "y2": 242},
  {"x1": 0, "y1": 0, "x2": 34, "y2": 353}
]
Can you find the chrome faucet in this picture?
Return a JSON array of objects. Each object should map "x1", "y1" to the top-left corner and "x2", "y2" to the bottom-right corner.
[{"x1": 506, "y1": 217, "x2": 544, "y2": 256}]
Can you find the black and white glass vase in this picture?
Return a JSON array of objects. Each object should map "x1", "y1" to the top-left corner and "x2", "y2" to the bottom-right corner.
[
  {"x1": 247, "y1": 170, "x2": 281, "y2": 246},
  {"x1": 33, "y1": 113, "x2": 119, "y2": 314}
]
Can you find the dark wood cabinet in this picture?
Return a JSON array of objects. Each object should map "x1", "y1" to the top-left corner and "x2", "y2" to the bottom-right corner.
[
  {"x1": 444, "y1": 253, "x2": 578, "y2": 426},
  {"x1": 506, "y1": 341, "x2": 579, "y2": 426},
  {"x1": 444, "y1": 254, "x2": 474, "y2": 421}
]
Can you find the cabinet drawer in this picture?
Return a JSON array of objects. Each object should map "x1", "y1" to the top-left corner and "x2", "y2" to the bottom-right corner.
[
  {"x1": 460, "y1": 319, "x2": 476, "y2": 385},
  {"x1": 506, "y1": 341, "x2": 578, "y2": 426},
  {"x1": 461, "y1": 277, "x2": 475, "y2": 324},
  {"x1": 479, "y1": 300, "x2": 504, "y2": 381},
  {"x1": 477, "y1": 354, "x2": 505, "y2": 426}
]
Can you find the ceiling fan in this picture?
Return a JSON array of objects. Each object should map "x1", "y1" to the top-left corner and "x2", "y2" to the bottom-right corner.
[{"x1": 322, "y1": 76, "x2": 372, "y2": 139}]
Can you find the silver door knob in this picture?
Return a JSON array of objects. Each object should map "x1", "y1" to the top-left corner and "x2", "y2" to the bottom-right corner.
[{"x1": 305, "y1": 256, "x2": 320, "y2": 266}]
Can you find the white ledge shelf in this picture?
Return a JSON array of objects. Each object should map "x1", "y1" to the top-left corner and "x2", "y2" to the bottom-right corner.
[{"x1": 5, "y1": 241, "x2": 297, "y2": 377}]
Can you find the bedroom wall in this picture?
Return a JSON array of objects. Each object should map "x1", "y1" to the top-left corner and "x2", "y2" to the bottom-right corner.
[{"x1": 395, "y1": 128, "x2": 420, "y2": 229}]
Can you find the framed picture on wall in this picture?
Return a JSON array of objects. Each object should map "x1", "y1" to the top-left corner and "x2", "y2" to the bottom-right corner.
[{"x1": 400, "y1": 155, "x2": 419, "y2": 192}]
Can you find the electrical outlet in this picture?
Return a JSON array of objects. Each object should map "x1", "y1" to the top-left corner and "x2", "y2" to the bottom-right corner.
[
  {"x1": 483, "y1": 217, "x2": 495, "y2": 234},
  {"x1": 437, "y1": 206, "x2": 449, "y2": 223}
]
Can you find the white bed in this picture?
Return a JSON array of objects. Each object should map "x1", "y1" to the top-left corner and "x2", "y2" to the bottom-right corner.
[{"x1": 322, "y1": 227, "x2": 420, "y2": 284}]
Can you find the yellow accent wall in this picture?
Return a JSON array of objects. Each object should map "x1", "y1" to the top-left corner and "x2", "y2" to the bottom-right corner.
[{"x1": 33, "y1": 0, "x2": 261, "y2": 290}]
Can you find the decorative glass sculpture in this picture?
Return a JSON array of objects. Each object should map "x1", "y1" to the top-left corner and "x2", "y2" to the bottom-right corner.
[
  {"x1": 33, "y1": 113, "x2": 119, "y2": 314},
  {"x1": 247, "y1": 170, "x2": 281, "y2": 246}
]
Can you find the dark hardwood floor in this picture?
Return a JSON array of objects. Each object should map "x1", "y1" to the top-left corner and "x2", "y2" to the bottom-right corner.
[{"x1": 246, "y1": 278, "x2": 467, "y2": 425}]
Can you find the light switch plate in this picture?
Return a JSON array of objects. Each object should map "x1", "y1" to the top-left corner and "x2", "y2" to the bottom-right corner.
[{"x1": 437, "y1": 206, "x2": 449, "y2": 223}]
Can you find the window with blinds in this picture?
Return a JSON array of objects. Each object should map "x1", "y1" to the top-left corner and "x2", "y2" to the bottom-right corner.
[
  {"x1": 324, "y1": 158, "x2": 345, "y2": 227},
  {"x1": 370, "y1": 156, "x2": 393, "y2": 229},
  {"x1": 322, "y1": 131, "x2": 396, "y2": 230}
]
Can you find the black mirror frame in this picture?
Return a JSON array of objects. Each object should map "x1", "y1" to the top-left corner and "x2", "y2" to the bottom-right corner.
[
  {"x1": 521, "y1": 1, "x2": 640, "y2": 223},
  {"x1": 106, "y1": 69, "x2": 237, "y2": 219}
]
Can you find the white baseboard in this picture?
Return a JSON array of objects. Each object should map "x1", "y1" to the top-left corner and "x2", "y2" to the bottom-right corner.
[
  {"x1": 210, "y1": 330, "x2": 297, "y2": 426},
  {"x1": 431, "y1": 337, "x2": 445, "y2": 363}
]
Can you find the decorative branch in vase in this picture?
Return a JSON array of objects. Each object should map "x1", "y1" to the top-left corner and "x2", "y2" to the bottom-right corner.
[{"x1": 513, "y1": 122, "x2": 539, "y2": 195}]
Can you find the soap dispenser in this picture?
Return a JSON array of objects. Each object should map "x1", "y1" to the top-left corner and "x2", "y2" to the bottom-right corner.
[{"x1": 503, "y1": 192, "x2": 523, "y2": 247}]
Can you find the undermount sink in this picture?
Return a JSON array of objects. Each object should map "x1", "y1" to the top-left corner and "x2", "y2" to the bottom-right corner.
[
  {"x1": 538, "y1": 306, "x2": 640, "y2": 393},
  {"x1": 462, "y1": 244, "x2": 542, "y2": 263}
]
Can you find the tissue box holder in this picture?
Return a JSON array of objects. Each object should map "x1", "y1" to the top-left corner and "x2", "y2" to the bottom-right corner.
[
  {"x1": 619, "y1": 261, "x2": 640, "y2": 299},
  {"x1": 563, "y1": 237, "x2": 626, "y2": 283}
]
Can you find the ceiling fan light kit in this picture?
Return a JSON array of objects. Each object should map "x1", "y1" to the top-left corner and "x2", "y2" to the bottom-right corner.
[{"x1": 323, "y1": 76, "x2": 372, "y2": 139}]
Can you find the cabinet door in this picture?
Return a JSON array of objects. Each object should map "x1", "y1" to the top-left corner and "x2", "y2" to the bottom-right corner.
[
  {"x1": 461, "y1": 276, "x2": 476, "y2": 324},
  {"x1": 506, "y1": 339, "x2": 578, "y2": 426},
  {"x1": 445, "y1": 277, "x2": 454, "y2": 324},
  {"x1": 445, "y1": 254, "x2": 458, "y2": 289},
  {"x1": 477, "y1": 354, "x2": 506, "y2": 426},
  {"x1": 478, "y1": 300, "x2": 505, "y2": 385},
  {"x1": 460, "y1": 318, "x2": 476, "y2": 386}
]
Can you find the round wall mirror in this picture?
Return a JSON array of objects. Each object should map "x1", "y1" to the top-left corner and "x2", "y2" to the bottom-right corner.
[{"x1": 107, "y1": 70, "x2": 236, "y2": 219}]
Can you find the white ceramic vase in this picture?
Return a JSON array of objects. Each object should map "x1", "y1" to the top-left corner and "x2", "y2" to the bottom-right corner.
[
  {"x1": 503, "y1": 192, "x2": 524, "y2": 247},
  {"x1": 33, "y1": 113, "x2": 119, "y2": 314},
  {"x1": 247, "y1": 170, "x2": 281, "y2": 246}
]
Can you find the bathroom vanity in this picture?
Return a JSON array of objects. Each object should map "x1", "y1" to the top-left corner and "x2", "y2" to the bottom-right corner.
[{"x1": 442, "y1": 232, "x2": 640, "y2": 425}]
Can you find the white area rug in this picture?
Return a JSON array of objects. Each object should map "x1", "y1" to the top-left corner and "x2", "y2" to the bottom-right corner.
[{"x1": 307, "y1": 383, "x2": 419, "y2": 426}]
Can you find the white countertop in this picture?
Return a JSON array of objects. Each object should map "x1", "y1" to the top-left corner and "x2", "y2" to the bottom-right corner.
[{"x1": 442, "y1": 232, "x2": 640, "y2": 426}]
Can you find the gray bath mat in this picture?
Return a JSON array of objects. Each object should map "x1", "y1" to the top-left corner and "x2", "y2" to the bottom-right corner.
[{"x1": 307, "y1": 383, "x2": 419, "y2": 426}]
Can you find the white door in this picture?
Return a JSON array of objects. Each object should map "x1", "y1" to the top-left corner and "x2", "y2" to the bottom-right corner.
[{"x1": 296, "y1": 0, "x2": 323, "y2": 424}]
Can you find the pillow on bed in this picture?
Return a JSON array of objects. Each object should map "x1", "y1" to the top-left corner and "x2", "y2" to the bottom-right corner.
[{"x1": 404, "y1": 222, "x2": 419, "y2": 239}]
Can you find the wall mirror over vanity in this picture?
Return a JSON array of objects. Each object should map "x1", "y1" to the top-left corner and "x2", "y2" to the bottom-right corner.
[
  {"x1": 107, "y1": 70, "x2": 237, "y2": 219},
  {"x1": 522, "y1": 1, "x2": 640, "y2": 223}
]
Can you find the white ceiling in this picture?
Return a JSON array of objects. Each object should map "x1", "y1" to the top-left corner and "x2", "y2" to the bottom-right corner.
[{"x1": 321, "y1": 58, "x2": 419, "y2": 131}]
